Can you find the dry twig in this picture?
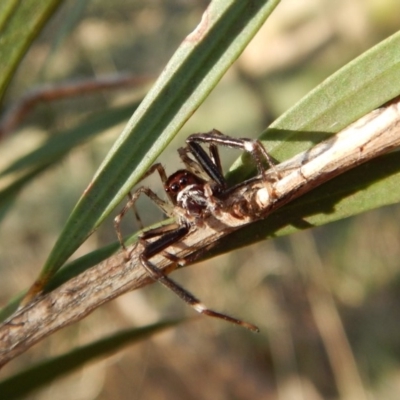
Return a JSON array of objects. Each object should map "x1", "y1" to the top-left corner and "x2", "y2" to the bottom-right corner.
[{"x1": 0, "y1": 74, "x2": 153, "y2": 138}]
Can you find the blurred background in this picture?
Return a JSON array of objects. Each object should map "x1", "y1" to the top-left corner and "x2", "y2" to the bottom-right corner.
[{"x1": 1, "y1": 0, "x2": 400, "y2": 399}]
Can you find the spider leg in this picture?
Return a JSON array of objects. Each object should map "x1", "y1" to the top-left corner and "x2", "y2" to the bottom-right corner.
[
  {"x1": 177, "y1": 146, "x2": 207, "y2": 178},
  {"x1": 128, "y1": 192, "x2": 144, "y2": 230},
  {"x1": 140, "y1": 223, "x2": 259, "y2": 332},
  {"x1": 208, "y1": 141, "x2": 222, "y2": 177},
  {"x1": 187, "y1": 129, "x2": 280, "y2": 180},
  {"x1": 114, "y1": 190, "x2": 173, "y2": 261},
  {"x1": 183, "y1": 140, "x2": 226, "y2": 187},
  {"x1": 140, "y1": 222, "x2": 181, "y2": 241},
  {"x1": 114, "y1": 162, "x2": 178, "y2": 260},
  {"x1": 138, "y1": 162, "x2": 169, "y2": 185}
]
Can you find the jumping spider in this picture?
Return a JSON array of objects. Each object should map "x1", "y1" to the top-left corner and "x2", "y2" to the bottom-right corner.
[{"x1": 114, "y1": 129, "x2": 277, "y2": 332}]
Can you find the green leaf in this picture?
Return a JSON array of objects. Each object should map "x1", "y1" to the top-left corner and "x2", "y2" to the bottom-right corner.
[
  {"x1": 0, "y1": 319, "x2": 183, "y2": 399},
  {"x1": 35, "y1": 0, "x2": 281, "y2": 290},
  {"x1": 272, "y1": 30, "x2": 400, "y2": 147},
  {"x1": 230, "y1": 30, "x2": 400, "y2": 180},
  {"x1": 0, "y1": 0, "x2": 64, "y2": 101}
]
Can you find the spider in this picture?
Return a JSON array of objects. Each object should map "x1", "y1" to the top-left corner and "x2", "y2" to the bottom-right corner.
[{"x1": 114, "y1": 129, "x2": 277, "y2": 332}]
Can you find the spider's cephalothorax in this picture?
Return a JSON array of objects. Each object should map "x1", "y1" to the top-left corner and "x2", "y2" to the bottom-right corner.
[
  {"x1": 114, "y1": 129, "x2": 278, "y2": 332},
  {"x1": 164, "y1": 170, "x2": 209, "y2": 219}
]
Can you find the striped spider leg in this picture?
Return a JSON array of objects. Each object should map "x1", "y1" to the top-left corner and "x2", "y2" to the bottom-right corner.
[{"x1": 186, "y1": 129, "x2": 279, "y2": 185}]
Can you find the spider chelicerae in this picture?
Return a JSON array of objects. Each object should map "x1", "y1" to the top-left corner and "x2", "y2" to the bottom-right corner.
[{"x1": 114, "y1": 129, "x2": 277, "y2": 332}]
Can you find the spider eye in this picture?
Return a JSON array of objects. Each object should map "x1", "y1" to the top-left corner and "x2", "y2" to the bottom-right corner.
[
  {"x1": 179, "y1": 176, "x2": 188, "y2": 186},
  {"x1": 171, "y1": 183, "x2": 180, "y2": 192}
]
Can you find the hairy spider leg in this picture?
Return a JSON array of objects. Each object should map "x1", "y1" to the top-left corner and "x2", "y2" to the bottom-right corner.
[
  {"x1": 187, "y1": 129, "x2": 280, "y2": 180},
  {"x1": 114, "y1": 163, "x2": 175, "y2": 261},
  {"x1": 177, "y1": 133, "x2": 227, "y2": 189},
  {"x1": 185, "y1": 141, "x2": 226, "y2": 187},
  {"x1": 127, "y1": 163, "x2": 171, "y2": 230},
  {"x1": 177, "y1": 146, "x2": 211, "y2": 180},
  {"x1": 114, "y1": 187, "x2": 173, "y2": 260},
  {"x1": 127, "y1": 191, "x2": 144, "y2": 230},
  {"x1": 140, "y1": 224, "x2": 260, "y2": 332},
  {"x1": 208, "y1": 141, "x2": 223, "y2": 179}
]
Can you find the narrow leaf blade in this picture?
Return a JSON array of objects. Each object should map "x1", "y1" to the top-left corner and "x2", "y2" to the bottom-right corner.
[{"x1": 0, "y1": 0, "x2": 63, "y2": 100}]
